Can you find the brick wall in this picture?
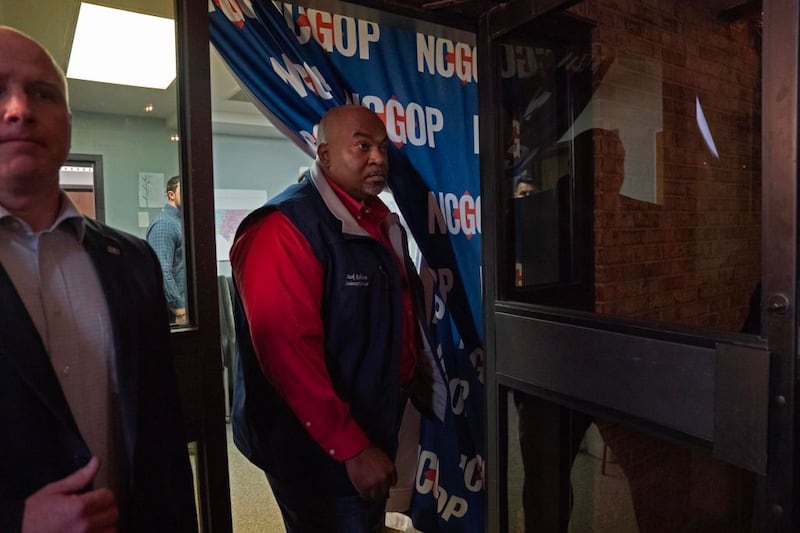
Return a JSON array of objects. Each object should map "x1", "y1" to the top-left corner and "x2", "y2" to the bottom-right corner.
[{"x1": 575, "y1": 0, "x2": 762, "y2": 333}]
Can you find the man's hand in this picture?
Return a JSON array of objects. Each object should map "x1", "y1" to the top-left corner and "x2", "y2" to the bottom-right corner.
[
  {"x1": 344, "y1": 444, "x2": 397, "y2": 501},
  {"x1": 22, "y1": 457, "x2": 119, "y2": 533},
  {"x1": 172, "y1": 307, "x2": 188, "y2": 325}
]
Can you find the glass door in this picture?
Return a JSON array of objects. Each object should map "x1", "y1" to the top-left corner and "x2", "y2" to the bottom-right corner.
[{"x1": 478, "y1": 0, "x2": 797, "y2": 531}]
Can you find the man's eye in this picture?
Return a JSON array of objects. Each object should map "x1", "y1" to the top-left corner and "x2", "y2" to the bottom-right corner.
[
  {"x1": 357, "y1": 142, "x2": 370, "y2": 151},
  {"x1": 31, "y1": 87, "x2": 58, "y2": 101}
]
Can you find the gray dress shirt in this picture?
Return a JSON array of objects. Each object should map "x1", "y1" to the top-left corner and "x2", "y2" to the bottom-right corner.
[{"x1": 0, "y1": 194, "x2": 118, "y2": 492}]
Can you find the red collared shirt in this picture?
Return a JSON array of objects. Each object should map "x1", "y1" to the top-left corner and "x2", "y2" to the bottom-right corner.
[{"x1": 230, "y1": 175, "x2": 418, "y2": 462}]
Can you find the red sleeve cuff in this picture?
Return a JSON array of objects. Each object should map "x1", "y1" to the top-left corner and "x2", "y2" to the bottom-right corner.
[{"x1": 303, "y1": 415, "x2": 370, "y2": 461}]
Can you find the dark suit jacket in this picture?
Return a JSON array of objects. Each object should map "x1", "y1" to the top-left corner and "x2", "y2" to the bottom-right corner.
[{"x1": 0, "y1": 218, "x2": 197, "y2": 533}]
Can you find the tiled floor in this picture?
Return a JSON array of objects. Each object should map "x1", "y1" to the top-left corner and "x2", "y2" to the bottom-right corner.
[
  {"x1": 217, "y1": 406, "x2": 638, "y2": 533},
  {"x1": 225, "y1": 424, "x2": 286, "y2": 532}
]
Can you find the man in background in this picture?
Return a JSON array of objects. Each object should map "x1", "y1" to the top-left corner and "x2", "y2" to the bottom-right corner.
[
  {"x1": 147, "y1": 174, "x2": 187, "y2": 324},
  {"x1": 0, "y1": 25, "x2": 197, "y2": 532},
  {"x1": 514, "y1": 175, "x2": 538, "y2": 198},
  {"x1": 231, "y1": 105, "x2": 433, "y2": 533}
]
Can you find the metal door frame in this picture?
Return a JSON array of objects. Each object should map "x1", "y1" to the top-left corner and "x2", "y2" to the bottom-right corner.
[{"x1": 173, "y1": 1, "x2": 232, "y2": 531}]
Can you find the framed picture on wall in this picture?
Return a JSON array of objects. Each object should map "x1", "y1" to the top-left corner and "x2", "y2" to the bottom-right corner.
[{"x1": 59, "y1": 153, "x2": 104, "y2": 222}]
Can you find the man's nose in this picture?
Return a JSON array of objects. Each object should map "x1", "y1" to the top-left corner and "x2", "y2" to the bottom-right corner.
[
  {"x1": 370, "y1": 146, "x2": 387, "y2": 165},
  {"x1": 2, "y1": 90, "x2": 33, "y2": 124}
]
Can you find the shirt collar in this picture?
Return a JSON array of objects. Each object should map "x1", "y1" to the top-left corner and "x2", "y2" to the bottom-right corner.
[{"x1": 0, "y1": 192, "x2": 86, "y2": 241}]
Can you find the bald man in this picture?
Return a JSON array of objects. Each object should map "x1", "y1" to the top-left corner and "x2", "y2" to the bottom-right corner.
[
  {"x1": 0, "y1": 26, "x2": 197, "y2": 533},
  {"x1": 231, "y1": 105, "x2": 429, "y2": 532}
]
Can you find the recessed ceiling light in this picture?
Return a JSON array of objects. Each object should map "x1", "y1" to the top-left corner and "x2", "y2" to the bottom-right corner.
[{"x1": 67, "y1": 3, "x2": 176, "y2": 90}]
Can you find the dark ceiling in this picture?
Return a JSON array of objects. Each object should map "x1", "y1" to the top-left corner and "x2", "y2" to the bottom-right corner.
[
  {"x1": 344, "y1": 0, "x2": 759, "y2": 30},
  {"x1": 345, "y1": 0, "x2": 500, "y2": 29}
]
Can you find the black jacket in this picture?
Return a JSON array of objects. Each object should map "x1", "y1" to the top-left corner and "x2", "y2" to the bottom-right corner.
[{"x1": 0, "y1": 218, "x2": 197, "y2": 533}]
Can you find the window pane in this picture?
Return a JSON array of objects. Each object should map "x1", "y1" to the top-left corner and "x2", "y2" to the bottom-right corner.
[{"x1": 500, "y1": 0, "x2": 762, "y2": 335}]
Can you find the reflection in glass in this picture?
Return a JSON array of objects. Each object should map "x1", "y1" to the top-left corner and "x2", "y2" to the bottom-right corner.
[
  {"x1": 500, "y1": 1, "x2": 763, "y2": 531},
  {"x1": 502, "y1": 0, "x2": 762, "y2": 336},
  {"x1": 506, "y1": 390, "x2": 756, "y2": 533}
]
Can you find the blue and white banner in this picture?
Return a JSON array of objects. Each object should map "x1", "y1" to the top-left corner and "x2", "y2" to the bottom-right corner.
[{"x1": 209, "y1": 1, "x2": 484, "y2": 531}]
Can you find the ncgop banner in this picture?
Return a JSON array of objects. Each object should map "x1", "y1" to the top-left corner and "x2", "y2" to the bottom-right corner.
[{"x1": 209, "y1": 1, "x2": 484, "y2": 531}]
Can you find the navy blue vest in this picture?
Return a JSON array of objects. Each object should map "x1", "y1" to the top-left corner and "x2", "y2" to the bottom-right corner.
[{"x1": 231, "y1": 176, "x2": 406, "y2": 494}]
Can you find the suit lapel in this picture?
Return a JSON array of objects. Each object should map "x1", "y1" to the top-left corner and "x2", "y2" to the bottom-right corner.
[
  {"x1": 0, "y1": 262, "x2": 82, "y2": 436},
  {"x1": 82, "y1": 221, "x2": 139, "y2": 464}
]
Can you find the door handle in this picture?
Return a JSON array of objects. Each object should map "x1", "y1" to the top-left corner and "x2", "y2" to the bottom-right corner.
[{"x1": 766, "y1": 293, "x2": 789, "y2": 314}]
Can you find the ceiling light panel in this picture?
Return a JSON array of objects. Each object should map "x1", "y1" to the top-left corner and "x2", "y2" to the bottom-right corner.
[{"x1": 67, "y1": 3, "x2": 176, "y2": 90}]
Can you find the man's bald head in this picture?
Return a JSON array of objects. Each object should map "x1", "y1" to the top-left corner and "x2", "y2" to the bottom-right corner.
[
  {"x1": 316, "y1": 105, "x2": 384, "y2": 146},
  {"x1": 0, "y1": 26, "x2": 69, "y2": 108}
]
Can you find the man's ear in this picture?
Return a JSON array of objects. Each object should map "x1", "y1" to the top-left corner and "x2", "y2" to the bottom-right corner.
[{"x1": 317, "y1": 143, "x2": 330, "y2": 167}]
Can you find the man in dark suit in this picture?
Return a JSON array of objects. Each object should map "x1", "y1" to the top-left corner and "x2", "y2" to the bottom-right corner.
[{"x1": 0, "y1": 26, "x2": 197, "y2": 532}]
